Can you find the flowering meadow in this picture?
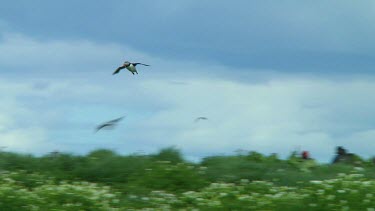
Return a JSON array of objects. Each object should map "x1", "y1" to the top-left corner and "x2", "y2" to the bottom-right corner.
[{"x1": 0, "y1": 148, "x2": 374, "y2": 210}]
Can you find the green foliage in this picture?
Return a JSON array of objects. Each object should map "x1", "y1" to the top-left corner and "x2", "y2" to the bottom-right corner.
[
  {"x1": 87, "y1": 149, "x2": 118, "y2": 158},
  {"x1": 121, "y1": 172, "x2": 375, "y2": 210},
  {"x1": 0, "y1": 172, "x2": 119, "y2": 210},
  {"x1": 127, "y1": 161, "x2": 208, "y2": 193},
  {"x1": 201, "y1": 154, "x2": 297, "y2": 185},
  {"x1": 0, "y1": 148, "x2": 374, "y2": 209},
  {"x1": 0, "y1": 152, "x2": 37, "y2": 171},
  {"x1": 151, "y1": 147, "x2": 184, "y2": 164},
  {"x1": 246, "y1": 151, "x2": 266, "y2": 162}
]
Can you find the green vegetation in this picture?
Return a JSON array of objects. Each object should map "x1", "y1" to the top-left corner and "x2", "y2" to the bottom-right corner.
[{"x1": 0, "y1": 148, "x2": 374, "y2": 210}]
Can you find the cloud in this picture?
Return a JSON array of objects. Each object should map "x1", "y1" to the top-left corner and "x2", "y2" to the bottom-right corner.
[
  {"x1": 3, "y1": 2, "x2": 375, "y2": 72},
  {"x1": 0, "y1": 74, "x2": 373, "y2": 162},
  {"x1": 341, "y1": 130, "x2": 375, "y2": 158},
  {"x1": 0, "y1": 31, "x2": 374, "y2": 162},
  {"x1": 0, "y1": 32, "x2": 152, "y2": 77},
  {"x1": 0, "y1": 91, "x2": 53, "y2": 154},
  {"x1": 118, "y1": 77, "x2": 375, "y2": 162},
  {"x1": 0, "y1": 127, "x2": 52, "y2": 153}
]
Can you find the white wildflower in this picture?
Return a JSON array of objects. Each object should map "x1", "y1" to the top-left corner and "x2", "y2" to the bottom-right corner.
[
  {"x1": 240, "y1": 179, "x2": 249, "y2": 184},
  {"x1": 238, "y1": 195, "x2": 250, "y2": 200},
  {"x1": 196, "y1": 197, "x2": 204, "y2": 201},
  {"x1": 340, "y1": 200, "x2": 347, "y2": 204},
  {"x1": 338, "y1": 173, "x2": 346, "y2": 177},
  {"x1": 363, "y1": 199, "x2": 371, "y2": 203},
  {"x1": 354, "y1": 167, "x2": 364, "y2": 171},
  {"x1": 350, "y1": 189, "x2": 358, "y2": 194},
  {"x1": 342, "y1": 206, "x2": 349, "y2": 211},
  {"x1": 219, "y1": 192, "x2": 228, "y2": 197},
  {"x1": 199, "y1": 166, "x2": 207, "y2": 170},
  {"x1": 317, "y1": 189, "x2": 325, "y2": 194}
]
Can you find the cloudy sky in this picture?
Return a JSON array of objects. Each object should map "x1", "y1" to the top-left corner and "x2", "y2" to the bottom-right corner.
[{"x1": 1, "y1": 1, "x2": 375, "y2": 162}]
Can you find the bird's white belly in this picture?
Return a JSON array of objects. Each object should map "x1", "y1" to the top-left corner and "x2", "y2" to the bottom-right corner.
[{"x1": 126, "y1": 65, "x2": 137, "y2": 72}]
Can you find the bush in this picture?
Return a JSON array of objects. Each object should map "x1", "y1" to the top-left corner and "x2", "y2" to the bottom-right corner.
[
  {"x1": 127, "y1": 161, "x2": 208, "y2": 194},
  {"x1": 0, "y1": 172, "x2": 120, "y2": 210},
  {"x1": 152, "y1": 147, "x2": 184, "y2": 164},
  {"x1": 122, "y1": 172, "x2": 375, "y2": 210}
]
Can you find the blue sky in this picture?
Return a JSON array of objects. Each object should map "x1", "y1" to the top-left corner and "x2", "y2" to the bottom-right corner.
[{"x1": 1, "y1": 1, "x2": 375, "y2": 162}]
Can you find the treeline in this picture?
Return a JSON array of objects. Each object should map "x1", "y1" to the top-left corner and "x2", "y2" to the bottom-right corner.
[{"x1": 0, "y1": 147, "x2": 374, "y2": 195}]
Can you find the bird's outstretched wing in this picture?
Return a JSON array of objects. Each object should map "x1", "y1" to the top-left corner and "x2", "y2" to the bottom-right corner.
[
  {"x1": 107, "y1": 116, "x2": 125, "y2": 124},
  {"x1": 95, "y1": 116, "x2": 125, "y2": 132},
  {"x1": 133, "y1": 63, "x2": 150, "y2": 66},
  {"x1": 95, "y1": 123, "x2": 112, "y2": 132},
  {"x1": 113, "y1": 66, "x2": 126, "y2": 75},
  {"x1": 195, "y1": 117, "x2": 208, "y2": 122}
]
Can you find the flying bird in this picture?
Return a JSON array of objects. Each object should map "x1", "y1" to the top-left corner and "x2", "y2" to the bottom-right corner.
[
  {"x1": 113, "y1": 61, "x2": 150, "y2": 75},
  {"x1": 95, "y1": 116, "x2": 125, "y2": 132},
  {"x1": 195, "y1": 117, "x2": 208, "y2": 122}
]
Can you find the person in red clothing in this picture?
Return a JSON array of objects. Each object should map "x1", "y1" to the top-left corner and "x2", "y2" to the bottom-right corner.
[{"x1": 302, "y1": 151, "x2": 310, "y2": 160}]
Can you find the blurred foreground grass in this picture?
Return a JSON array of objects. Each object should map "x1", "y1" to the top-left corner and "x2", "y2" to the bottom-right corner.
[{"x1": 0, "y1": 147, "x2": 374, "y2": 210}]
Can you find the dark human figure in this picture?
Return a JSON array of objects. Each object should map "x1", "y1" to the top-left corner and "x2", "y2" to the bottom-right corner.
[{"x1": 332, "y1": 146, "x2": 355, "y2": 164}]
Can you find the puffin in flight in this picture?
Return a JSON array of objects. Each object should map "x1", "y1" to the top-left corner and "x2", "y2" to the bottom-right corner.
[
  {"x1": 113, "y1": 61, "x2": 150, "y2": 75},
  {"x1": 95, "y1": 116, "x2": 125, "y2": 132}
]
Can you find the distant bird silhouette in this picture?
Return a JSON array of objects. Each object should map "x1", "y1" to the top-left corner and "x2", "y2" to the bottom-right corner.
[
  {"x1": 113, "y1": 61, "x2": 150, "y2": 75},
  {"x1": 95, "y1": 116, "x2": 124, "y2": 132},
  {"x1": 195, "y1": 117, "x2": 208, "y2": 122}
]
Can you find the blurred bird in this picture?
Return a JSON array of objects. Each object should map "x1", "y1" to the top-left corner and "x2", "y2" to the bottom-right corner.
[
  {"x1": 95, "y1": 116, "x2": 125, "y2": 132},
  {"x1": 113, "y1": 61, "x2": 150, "y2": 75},
  {"x1": 195, "y1": 117, "x2": 208, "y2": 122}
]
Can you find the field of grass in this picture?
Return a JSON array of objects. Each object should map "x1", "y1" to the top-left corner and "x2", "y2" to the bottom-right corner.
[{"x1": 0, "y1": 147, "x2": 374, "y2": 210}]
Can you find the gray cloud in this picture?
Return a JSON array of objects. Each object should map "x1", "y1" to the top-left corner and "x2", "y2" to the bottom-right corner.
[
  {"x1": 0, "y1": 29, "x2": 374, "y2": 161},
  {"x1": 2, "y1": 68, "x2": 375, "y2": 162},
  {"x1": 2, "y1": 1, "x2": 375, "y2": 72},
  {"x1": 117, "y1": 77, "x2": 375, "y2": 162}
]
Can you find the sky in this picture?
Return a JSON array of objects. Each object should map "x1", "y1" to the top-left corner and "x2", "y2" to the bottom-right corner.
[{"x1": 1, "y1": 1, "x2": 375, "y2": 162}]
